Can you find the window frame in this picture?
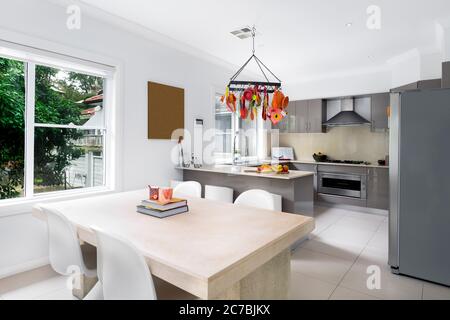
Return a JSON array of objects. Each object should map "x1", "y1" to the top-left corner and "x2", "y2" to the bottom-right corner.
[
  {"x1": 213, "y1": 92, "x2": 261, "y2": 164},
  {"x1": 0, "y1": 43, "x2": 116, "y2": 204}
]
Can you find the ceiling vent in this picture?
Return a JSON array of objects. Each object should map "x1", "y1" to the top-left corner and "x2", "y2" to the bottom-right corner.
[{"x1": 230, "y1": 26, "x2": 259, "y2": 39}]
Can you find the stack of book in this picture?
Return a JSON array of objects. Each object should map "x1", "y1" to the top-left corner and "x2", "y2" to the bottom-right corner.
[{"x1": 137, "y1": 198, "x2": 188, "y2": 218}]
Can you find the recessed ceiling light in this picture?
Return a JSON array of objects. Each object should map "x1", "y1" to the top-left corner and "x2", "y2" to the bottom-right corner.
[{"x1": 345, "y1": 22, "x2": 353, "y2": 27}]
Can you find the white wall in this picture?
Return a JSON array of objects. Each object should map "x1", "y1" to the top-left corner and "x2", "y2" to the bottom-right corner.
[
  {"x1": 0, "y1": 0, "x2": 235, "y2": 277},
  {"x1": 284, "y1": 69, "x2": 391, "y2": 100},
  {"x1": 388, "y1": 49, "x2": 422, "y2": 89}
]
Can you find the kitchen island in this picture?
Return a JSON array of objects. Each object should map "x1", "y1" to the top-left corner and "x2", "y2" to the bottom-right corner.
[{"x1": 178, "y1": 165, "x2": 315, "y2": 216}]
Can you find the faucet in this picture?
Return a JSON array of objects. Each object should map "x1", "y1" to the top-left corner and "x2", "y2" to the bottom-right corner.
[
  {"x1": 233, "y1": 131, "x2": 240, "y2": 165},
  {"x1": 232, "y1": 131, "x2": 250, "y2": 165}
]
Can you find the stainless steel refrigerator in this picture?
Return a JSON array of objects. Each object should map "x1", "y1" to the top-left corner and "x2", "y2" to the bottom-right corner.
[{"x1": 389, "y1": 88, "x2": 450, "y2": 286}]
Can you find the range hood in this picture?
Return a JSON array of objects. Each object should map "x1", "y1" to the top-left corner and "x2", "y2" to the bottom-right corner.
[{"x1": 323, "y1": 98, "x2": 370, "y2": 127}]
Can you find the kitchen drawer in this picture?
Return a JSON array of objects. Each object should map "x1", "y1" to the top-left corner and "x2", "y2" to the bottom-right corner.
[
  {"x1": 317, "y1": 165, "x2": 368, "y2": 175},
  {"x1": 367, "y1": 167, "x2": 389, "y2": 210},
  {"x1": 290, "y1": 163, "x2": 317, "y2": 172},
  {"x1": 289, "y1": 163, "x2": 318, "y2": 198}
]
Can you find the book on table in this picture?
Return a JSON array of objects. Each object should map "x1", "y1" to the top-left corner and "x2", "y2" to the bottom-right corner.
[
  {"x1": 137, "y1": 198, "x2": 189, "y2": 218},
  {"x1": 141, "y1": 198, "x2": 187, "y2": 210},
  {"x1": 137, "y1": 205, "x2": 189, "y2": 218}
]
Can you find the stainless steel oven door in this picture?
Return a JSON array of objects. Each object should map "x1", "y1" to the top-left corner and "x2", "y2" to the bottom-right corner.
[{"x1": 318, "y1": 172, "x2": 367, "y2": 199}]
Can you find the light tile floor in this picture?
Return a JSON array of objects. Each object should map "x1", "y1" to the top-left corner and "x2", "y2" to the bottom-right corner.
[
  {"x1": 1, "y1": 206, "x2": 450, "y2": 300},
  {"x1": 289, "y1": 206, "x2": 450, "y2": 300}
]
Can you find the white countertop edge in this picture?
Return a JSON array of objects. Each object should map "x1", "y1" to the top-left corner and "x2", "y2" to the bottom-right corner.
[
  {"x1": 285, "y1": 160, "x2": 389, "y2": 169},
  {"x1": 175, "y1": 166, "x2": 314, "y2": 180}
]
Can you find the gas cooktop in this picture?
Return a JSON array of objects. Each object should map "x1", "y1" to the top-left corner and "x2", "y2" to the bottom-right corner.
[{"x1": 324, "y1": 160, "x2": 371, "y2": 165}]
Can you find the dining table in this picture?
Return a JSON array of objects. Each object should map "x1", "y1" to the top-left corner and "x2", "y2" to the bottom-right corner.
[{"x1": 32, "y1": 189, "x2": 314, "y2": 300}]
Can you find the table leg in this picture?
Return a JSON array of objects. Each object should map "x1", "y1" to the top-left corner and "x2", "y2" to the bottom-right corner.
[
  {"x1": 213, "y1": 249, "x2": 291, "y2": 300},
  {"x1": 72, "y1": 274, "x2": 98, "y2": 300}
]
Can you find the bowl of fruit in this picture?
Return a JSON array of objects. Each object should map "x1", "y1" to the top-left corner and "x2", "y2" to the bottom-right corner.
[
  {"x1": 256, "y1": 164, "x2": 274, "y2": 173},
  {"x1": 273, "y1": 164, "x2": 290, "y2": 174}
]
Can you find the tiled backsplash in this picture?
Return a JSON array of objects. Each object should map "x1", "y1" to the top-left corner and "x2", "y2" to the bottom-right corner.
[{"x1": 279, "y1": 126, "x2": 389, "y2": 164}]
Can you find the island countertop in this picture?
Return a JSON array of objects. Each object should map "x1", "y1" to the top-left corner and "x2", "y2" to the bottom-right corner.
[{"x1": 176, "y1": 165, "x2": 314, "y2": 180}]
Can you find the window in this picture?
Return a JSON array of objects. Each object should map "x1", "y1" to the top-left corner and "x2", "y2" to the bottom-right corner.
[
  {"x1": 0, "y1": 47, "x2": 112, "y2": 201},
  {"x1": 214, "y1": 94, "x2": 234, "y2": 161},
  {"x1": 213, "y1": 93, "x2": 259, "y2": 163},
  {"x1": 0, "y1": 57, "x2": 25, "y2": 200}
]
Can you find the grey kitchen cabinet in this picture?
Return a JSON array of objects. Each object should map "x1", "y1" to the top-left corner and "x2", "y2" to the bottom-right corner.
[
  {"x1": 370, "y1": 93, "x2": 390, "y2": 131},
  {"x1": 272, "y1": 99, "x2": 326, "y2": 133},
  {"x1": 307, "y1": 99, "x2": 327, "y2": 133},
  {"x1": 390, "y1": 79, "x2": 442, "y2": 92},
  {"x1": 272, "y1": 100, "x2": 296, "y2": 133},
  {"x1": 290, "y1": 162, "x2": 318, "y2": 197},
  {"x1": 367, "y1": 167, "x2": 389, "y2": 210},
  {"x1": 295, "y1": 100, "x2": 308, "y2": 133},
  {"x1": 443, "y1": 61, "x2": 450, "y2": 89},
  {"x1": 294, "y1": 99, "x2": 326, "y2": 133}
]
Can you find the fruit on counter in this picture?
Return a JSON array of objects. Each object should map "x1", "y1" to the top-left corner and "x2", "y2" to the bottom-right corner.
[
  {"x1": 257, "y1": 164, "x2": 273, "y2": 173},
  {"x1": 272, "y1": 164, "x2": 290, "y2": 174}
]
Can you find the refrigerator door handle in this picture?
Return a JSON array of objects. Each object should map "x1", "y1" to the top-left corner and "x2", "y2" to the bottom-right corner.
[{"x1": 388, "y1": 93, "x2": 400, "y2": 270}]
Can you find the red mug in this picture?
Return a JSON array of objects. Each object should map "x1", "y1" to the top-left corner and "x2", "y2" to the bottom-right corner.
[
  {"x1": 149, "y1": 186, "x2": 159, "y2": 201},
  {"x1": 159, "y1": 188, "x2": 173, "y2": 204}
]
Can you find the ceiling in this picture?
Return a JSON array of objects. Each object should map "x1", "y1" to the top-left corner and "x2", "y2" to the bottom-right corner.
[{"x1": 79, "y1": 0, "x2": 450, "y2": 83}]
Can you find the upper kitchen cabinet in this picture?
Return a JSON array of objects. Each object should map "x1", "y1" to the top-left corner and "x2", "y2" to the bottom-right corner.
[
  {"x1": 294, "y1": 99, "x2": 326, "y2": 133},
  {"x1": 272, "y1": 99, "x2": 325, "y2": 133},
  {"x1": 307, "y1": 99, "x2": 327, "y2": 133},
  {"x1": 295, "y1": 100, "x2": 308, "y2": 133},
  {"x1": 370, "y1": 93, "x2": 390, "y2": 131},
  {"x1": 390, "y1": 79, "x2": 442, "y2": 92},
  {"x1": 272, "y1": 100, "x2": 296, "y2": 133}
]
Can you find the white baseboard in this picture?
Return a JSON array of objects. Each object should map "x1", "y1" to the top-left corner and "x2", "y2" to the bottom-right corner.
[
  {"x1": 0, "y1": 257, "x2": 50, "y2": 280},
  {"x1": 316, "y1": 201, "x2": 388, "y2": 216}
]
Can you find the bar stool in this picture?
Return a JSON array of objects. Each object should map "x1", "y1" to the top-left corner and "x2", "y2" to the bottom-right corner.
[
  {"x1": 205, "y1": 185, "x2": 234, "y2": 203},
  {"x1": 173, "y1": 181, "x2": 202, "y2": 198},
  {"x1": 234, "y1": 189, "x2": 282, "y2": 211}
]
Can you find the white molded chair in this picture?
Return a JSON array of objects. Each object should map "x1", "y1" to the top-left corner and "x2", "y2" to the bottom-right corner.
[
  {"x1": 91, "y1": 227, "x2": 157, "y2": 300},
  {"x1": 205, "y1": 185, "x2": 234, "y2": 203},
  {"x1": 43, "y1": 206, "x2": 97, "y2": 278},
  {"x1": 173, "y1": 181, "x2": 202, "y2": 198},
  {"x1": 234, "y1": 189, "x2": 282, "y2": 211},
  {"x1": 42, "y1": 206, "x2": 101, "y2": 300}
]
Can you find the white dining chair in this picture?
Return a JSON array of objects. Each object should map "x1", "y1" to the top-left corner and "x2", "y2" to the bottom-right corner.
[
  {"x1": 234, "y1": 189, "x2": 282, "y2": 211},
  {"x1": 173, "y1": 181, "x2": 202, "y2": 198},
  {"x1": 205, "y1": 185, "x2": 234, "y2": 203},
  {"x1": 170, "y1": 180, "x2": 183, "y2": 188},
  {"x1": 91, "y1": 226, "x2": 157, "y2": 300},
  {"x1": 42, "y1": 206, "x2": 99, "y2": 298}
]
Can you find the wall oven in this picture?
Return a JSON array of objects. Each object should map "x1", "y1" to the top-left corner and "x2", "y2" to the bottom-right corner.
[{"x1": 318, "y1": 172, "x2": 367, "y2": 199}]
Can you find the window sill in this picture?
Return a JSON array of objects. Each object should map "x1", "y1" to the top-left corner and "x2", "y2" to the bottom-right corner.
[{"x1": 0, "y1": 187, "x2": 116, "y2": 218}]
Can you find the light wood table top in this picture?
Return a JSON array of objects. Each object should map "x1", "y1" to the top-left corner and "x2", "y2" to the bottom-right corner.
[{"x1": 32, "y1": 189, "x2": 314, "y2": 299}]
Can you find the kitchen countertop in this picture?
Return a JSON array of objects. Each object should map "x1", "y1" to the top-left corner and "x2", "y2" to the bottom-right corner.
[
  {"x1": 288, "y1": 159, "x2": 389, "y2": 169},
  {"x1": 261, "y1": 159, "x2": 389, "y2": 169},
  {"x1": 176, "y1": 165, "x2": 314, "y2": 180}
]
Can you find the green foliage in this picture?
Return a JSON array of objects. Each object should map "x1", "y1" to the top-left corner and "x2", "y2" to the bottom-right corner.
[
  {"x1": 0, "y1": 57, "x2": 103, "y2": 199},
  {"x1": 0, "y1": 58, "x2": 25, "y2": 199}
]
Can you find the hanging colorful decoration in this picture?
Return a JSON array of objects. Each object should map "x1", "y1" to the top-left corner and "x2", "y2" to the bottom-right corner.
[{"x1": 221, "y1": 26, "x2": 289, "y2": 125}]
